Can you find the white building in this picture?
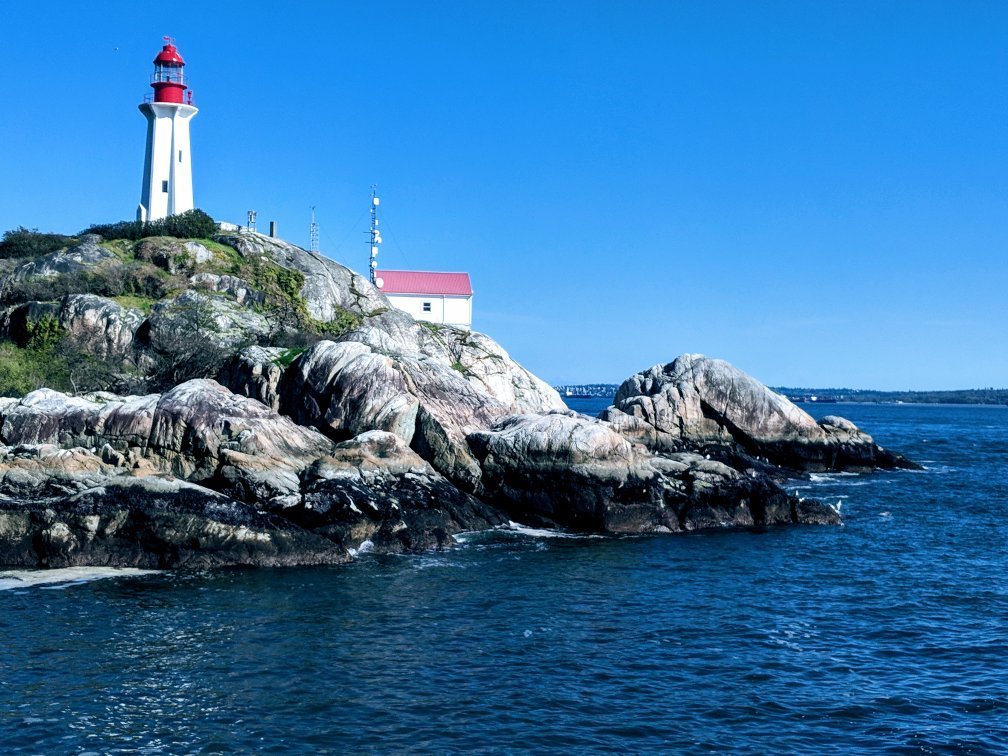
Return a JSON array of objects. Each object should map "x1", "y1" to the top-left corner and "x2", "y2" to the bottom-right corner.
[
  {"x1": 137, "y1": 38, "x2": 197, "y2": 222},
  {"x1": 375, "y1": 270, "x2": 473, "y2": 329}
]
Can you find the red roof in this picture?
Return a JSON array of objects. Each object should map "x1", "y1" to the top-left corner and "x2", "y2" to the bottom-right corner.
[
  {"x1": 376, "y1": 270, "x2": 473, "y2": 296},
  {"x1": 154, "y1": 43, "x2": 185, "y2": 66}
]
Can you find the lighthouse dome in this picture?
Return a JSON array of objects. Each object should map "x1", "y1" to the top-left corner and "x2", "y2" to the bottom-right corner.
[{"x1": 154, "y1": 43, "x2": 185, "y2": 66}]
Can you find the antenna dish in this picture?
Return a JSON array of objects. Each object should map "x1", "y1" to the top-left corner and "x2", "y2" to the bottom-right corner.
[
  {"x1": 375, "y1": 277, "x2": 384, "y2": 288},
  {"x1": 373, "y1": 197, "x2": 380, "y2": 206}
]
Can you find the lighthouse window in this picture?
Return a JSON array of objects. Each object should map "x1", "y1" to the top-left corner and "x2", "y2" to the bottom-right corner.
[
  {"x1": 161, "y1": 180, "x2": 168, "y2": 193},
  {"x1": 178, "y1": 150, "x2": 182, "y2": 163},
  {"x1": 422, "y1": 302, "x2": 432, "y2": 312}
]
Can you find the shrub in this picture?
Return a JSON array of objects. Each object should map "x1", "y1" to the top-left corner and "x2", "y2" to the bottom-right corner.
[
  {"x1": 0, "y1": 227, "x2": 77, "y2": 259},
  {"x1": 24, "y1": 314, "x2": 63, "y2": 351},
  {"x1": 83, "y1": 209, "x2": 217, "y2": 242}
]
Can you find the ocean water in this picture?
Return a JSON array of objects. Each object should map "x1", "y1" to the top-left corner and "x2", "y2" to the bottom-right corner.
[{"x1": 2, "y1": 401, "x2": 1007, "y2": 752}]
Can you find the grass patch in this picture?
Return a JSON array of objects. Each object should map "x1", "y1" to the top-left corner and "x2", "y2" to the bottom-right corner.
[{"x1": 111, "y1": 295, "x2": 156, "y2": 313}]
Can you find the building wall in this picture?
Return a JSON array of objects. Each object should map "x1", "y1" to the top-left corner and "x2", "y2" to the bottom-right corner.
[
  {"x1": 385, "y1": 293, "x2": 472, "y2": 329},
  {"x1": 138, "y1": 102, "x2": 197, "y2": 221}
]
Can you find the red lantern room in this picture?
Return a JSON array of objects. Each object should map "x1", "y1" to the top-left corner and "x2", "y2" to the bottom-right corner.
[{"x1": 151, "y1": 37, "x2": 190, "y2": 104}]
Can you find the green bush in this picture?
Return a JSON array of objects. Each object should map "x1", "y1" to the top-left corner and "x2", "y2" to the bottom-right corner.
[
  {"x1": 24, "y1": 315, "x2": 63, "y2": 351},
  {"x1": 0, "y1": 342, "x2": 70, "y2": 397},
  {"x1": 83, "y1": 209, "x2": 217, "y2": 242},
  {"x1": 0, "y1": 227, "x2": 77, "y2": 259}
]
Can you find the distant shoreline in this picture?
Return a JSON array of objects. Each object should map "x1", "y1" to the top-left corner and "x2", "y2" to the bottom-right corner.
[{"x1": 555, "y1": 385, "x2": 1008, "y2": 407}]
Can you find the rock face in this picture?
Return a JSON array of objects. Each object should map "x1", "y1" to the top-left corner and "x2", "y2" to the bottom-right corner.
[
  {"x1": 145, "y1": 290, "x2": 269, "y2": 351},
  {"x1": 284, "y1": 431, "x2": 506, "y2": 553},
  {"x1": 216, "y1": 230, "x2": 388, "y2": 324},
  {"x1": 469, "y1": 411, "x2": 841, "y2": 533},
  {"x1": 59, "y1": 294, "x2": 144, "y2": 358},
  {"x1": 0, "y1": 477, "x2": 346, "y2": 569},
  {"x1": 0, "y1": 382, "x2": 512, "y2": 567},
  {"x1": 280, "y1": 340, "x2": 511, "y2": 491},
  {"x1": 601, "y1": 354, "x2": 919, "y2": 472},
  {"x1": 4, "y1": 235, "x2": 118, "y2": 284}
]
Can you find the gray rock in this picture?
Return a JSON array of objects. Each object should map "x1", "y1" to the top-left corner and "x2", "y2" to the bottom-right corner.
[
  {"x1": 216, "y1": 230, "x2": 388, "y2": 324},
  {"x1": 468, "y1": 410, "x2": 841, "y2": 532},
  {"x1": 0, "y1": 380, "x2": 336, "y2": 499},
  {"x1": 601, "y1": 354, "x2": 918, "y2": 472},
  {"x1": 59, "y1": 294, "x2": 144, "y2": 358},
  {"x1": 135, "y1": 237, "x2": 213, "y2": 275},
  {"x1": 0, "y1": 476, "x2": 346, "y2": 569},
  {"x1": 218, "y1": 346, "x2": 287, "y2": 411},
  {"x1": 287, "y1": 430, "x2": 506, "y2": 553},
  {"x1": 4, "y1": 235, "x2": 118, "y2": 283},
  {"x1": 281, "y1": 340, "x2": 509, "y2": 490},
  {"x1": 189, "y1": 272, "x2": 265, "y2": 308},
  {"x1": 145, "y1": 290, "x2": 269, "y2": 351}
]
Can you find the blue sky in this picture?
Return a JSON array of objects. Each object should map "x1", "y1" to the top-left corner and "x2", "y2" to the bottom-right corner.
[{"x1": 2, "y1": 1, "x2": 1005, "y2": 389}]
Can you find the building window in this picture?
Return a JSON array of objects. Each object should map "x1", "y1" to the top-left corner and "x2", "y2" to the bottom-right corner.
[
  {"x1": 422, "y1": 302, "x2": 431, "y2": 312},
  {"x1": 178, "y1": 150, "x2": 183, "y2": 163},
  {"x1": 161, "y1": 180, "x2": 169, "y2": 193}
]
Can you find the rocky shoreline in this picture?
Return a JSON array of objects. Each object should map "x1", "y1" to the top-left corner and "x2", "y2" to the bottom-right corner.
[{"x1": 0, "y1": 229, "x2": 917, "y2": 568}]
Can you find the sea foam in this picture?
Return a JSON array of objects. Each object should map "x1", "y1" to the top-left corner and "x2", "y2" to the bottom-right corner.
[{"x1": 0, "y1": 567, "x2": 160, "y2": 591}]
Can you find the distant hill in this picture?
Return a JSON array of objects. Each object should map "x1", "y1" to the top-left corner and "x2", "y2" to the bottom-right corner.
[
  {"x1": 773, "y1": 388, "x2": 1008, "y2": 406},
  {"x1": 555, "y1": 383, "x2": 1008, "y2": 406}
]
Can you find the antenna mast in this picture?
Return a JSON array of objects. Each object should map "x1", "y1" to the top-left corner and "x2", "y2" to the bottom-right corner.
[
  {"x1": 309, "y1": 206, "x2": 319, "y2": 253},
  {"x1": 369, "y1": 186, "x2": 381, "y2": 285}
]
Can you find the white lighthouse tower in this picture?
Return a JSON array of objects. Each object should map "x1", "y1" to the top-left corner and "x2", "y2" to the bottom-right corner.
[{"x1": 137, "y1": 37, "x2": 197, "y2": 222}]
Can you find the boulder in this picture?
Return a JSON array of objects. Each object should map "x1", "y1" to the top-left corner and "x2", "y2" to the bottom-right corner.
[
  {"x1": 59, "y1": 294, "x2": 144, "y2": 358},
  {"x1": 468, "y1": 410, "x2": 841, "y2": 533},
  {"x1": 215, "y1": 230, "x2": 389, "y2": 324},
  {"x1": 601, "y1": 354, "x2": 918, "y2": 472},
  {"x1": 0, "y1": 444, "x2": 123, "y2": 500},
  {"x1": 0, "y1": 380, "x2": 336, "y2": 499}
]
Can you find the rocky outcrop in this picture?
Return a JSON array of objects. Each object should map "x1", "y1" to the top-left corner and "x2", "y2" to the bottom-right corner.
[
  {"x1": 135, "y1": 237, "x2": 213, "y2": 275},
  {"x1": 283, "y1": 431, "x2": 506, "y2": 553},
  {"x1": 218, "y1": 346, "x2": 287, "y2": 412},
  {"x1": 59, "y1": 294, "x2": 144, "y2": 358},
  {"x1": 216, "y1": 230, "x2": 388, "y2": 324},
  {"x1": 144, "y1": 290, "x2": 269, "y2": 351},
  {"x1": 4, "y1": 235, "x2": 118, "y2": 284},
  {"x1": 468, "y1": 410, "x2": 840, "y2": 533},
  {"x1": 0, "y1": 383, "x2": 512, "y2": 567},
  {"x1": 0, "y1": 477, "x2": 346, "y2": 569},
  {"x1": 281, "y1": 340, "x2": 510, "y2": 490},
  {"x1": 601, "y1": 354, "x2": 918, "y2": 472},
  {"x1": 190, "y1": 272, "x2": 265, "y2": 308}
]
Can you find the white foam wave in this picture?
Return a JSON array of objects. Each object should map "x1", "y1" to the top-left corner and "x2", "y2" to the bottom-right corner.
[
  {"x1": 502, "y1": 521, "x2": 605, "y2": 540},
  {"x1": 0, "y1": 567, "x2": 160, "y2": 591}
]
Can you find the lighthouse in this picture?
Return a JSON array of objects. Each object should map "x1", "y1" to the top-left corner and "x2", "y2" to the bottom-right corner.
[{"x1": 137, "y1": 38, "x2": 197, "y2": 222}]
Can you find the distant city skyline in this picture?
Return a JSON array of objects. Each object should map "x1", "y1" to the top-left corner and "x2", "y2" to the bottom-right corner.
[{"x1": 1, "y1": 1, "x2": 1005, "y2": 390}]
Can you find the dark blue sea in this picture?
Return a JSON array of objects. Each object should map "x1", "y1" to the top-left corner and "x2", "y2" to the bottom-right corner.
[{"x1": 2, "y1": 400, "x2": 1007, "y2": 752}]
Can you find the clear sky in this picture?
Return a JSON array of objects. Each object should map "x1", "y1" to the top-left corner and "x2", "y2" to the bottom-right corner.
[{"x1": 2, "y1": 1, "x2": 1005, "y2": 390}]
